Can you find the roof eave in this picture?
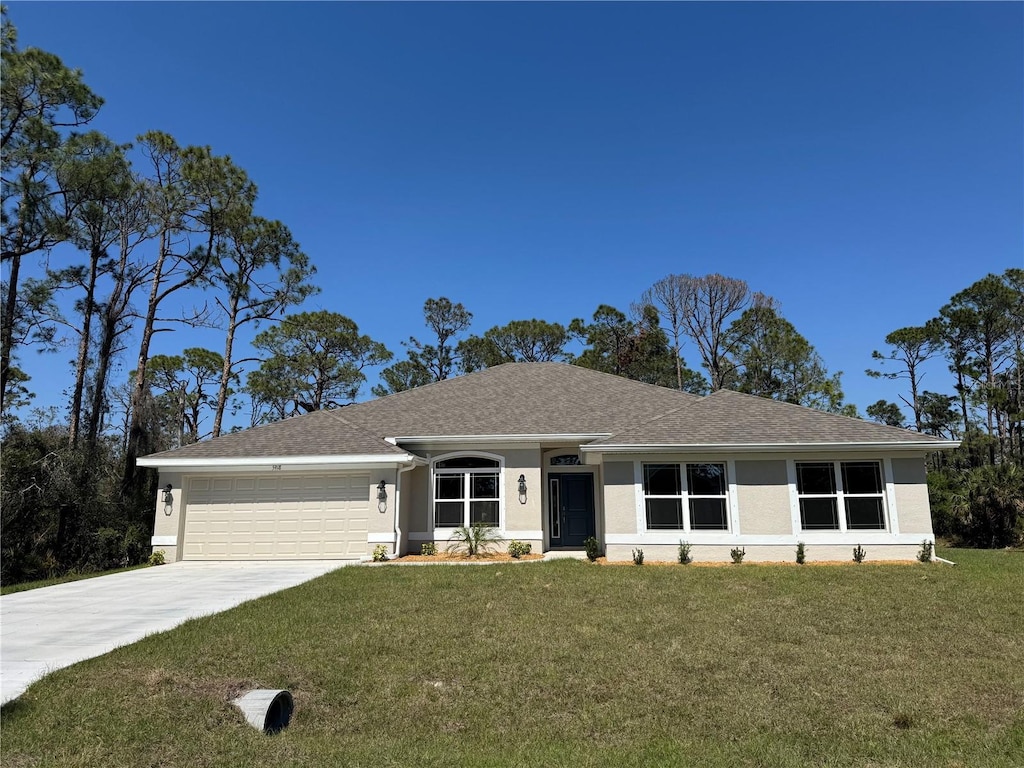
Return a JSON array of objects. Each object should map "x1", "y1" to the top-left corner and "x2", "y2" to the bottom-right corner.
[
  {"x1": 136, "y1": 453, "x2": 426, "y2": 472},
  {"x1": 581, "y1": 440, "x2": 961, "y2": 454}
]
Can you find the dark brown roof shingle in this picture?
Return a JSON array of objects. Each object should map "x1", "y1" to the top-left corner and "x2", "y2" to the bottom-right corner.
[
  {"x1": 592, "y1": 388, "x2": 951, "y2": 446},
  {"x1": 141, "y1": 408, "x2": 407, "y2": 460}
]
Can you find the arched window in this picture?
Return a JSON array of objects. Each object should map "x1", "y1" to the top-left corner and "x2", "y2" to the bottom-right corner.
[{"x1": 432, "y1": 454, "x2": 502, "y2": 528}]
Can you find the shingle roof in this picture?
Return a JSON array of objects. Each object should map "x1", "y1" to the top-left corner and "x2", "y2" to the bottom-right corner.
[
  {"x1": 141, "y1": 408, "x2": 407, "y2": 460},
  {"x1": 592, "y1": 388, "x2": 951, "y2": 447},
  {"x1": 139, "y1": 363, "x2": 950, "y2": 463},
  {"x1": 337, "y1": 362, "x2": 701, "y2": 437}
]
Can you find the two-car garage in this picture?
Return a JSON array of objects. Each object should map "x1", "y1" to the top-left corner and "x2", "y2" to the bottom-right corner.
[{"x1": 180, "y1": 473, "x2": 372, "y2": 560}]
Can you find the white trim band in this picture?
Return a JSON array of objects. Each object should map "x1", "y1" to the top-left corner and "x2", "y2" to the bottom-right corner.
[
  {"x1": 408, "y1": 529, "x2": 544, "y2": 541},
  {"x1": 137, "y1": 454, "x2": 425, "y2": 471},
  {"x1": 151, "y1": 535, "x2": 177, "y2": 546},
  {"x1": 584, "y1": 441, "x2": 959, "y2": 454}
]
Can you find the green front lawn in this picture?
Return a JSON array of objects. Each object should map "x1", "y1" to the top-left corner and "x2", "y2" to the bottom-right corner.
[{"x1": 2, "y1": 549, "x2": 1022, "y2": 767}]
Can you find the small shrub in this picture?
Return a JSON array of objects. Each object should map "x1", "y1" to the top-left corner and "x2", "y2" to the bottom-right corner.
[
  {"x1": 730, "y1": 546, "x2": 746, "y2": 564},
  {"x1": 632, "y1": 548, "x2": 645, "y2": 566},
  {"x1": 147, "y1": 550, "x2": 166, "y2": 566},
  {"x1": 507, "y1": 540, "x2": 532, "y2": 559},
  {"x1": 678, "y1": 540, "x2": 693, "y2": 565},
  {"x1": 917, "y1": 539, "x2": 933, "y2": 563},
  {"x1": 420, "y1": 542, "x2": 437, "y2": 556},
  {"x1": 853, "y1": 544, "x2": 866, "y2": 563},
  {"x1": 372, "y1": 544, "x2": 389, "y2": 562},
  {"x1": 795, "y1": 541, "x2": 806, "y2": 565},
  {"x1": 446, "y1": 523, "x2": 503, "y2": 557},
  {"x1": 583, "y1": 536, "x2": 601, "y2": 562}
]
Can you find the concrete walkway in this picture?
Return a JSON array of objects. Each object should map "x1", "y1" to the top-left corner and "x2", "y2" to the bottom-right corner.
[{"x1": 0, "y1": 560, "x2": 348, "y2": 705}]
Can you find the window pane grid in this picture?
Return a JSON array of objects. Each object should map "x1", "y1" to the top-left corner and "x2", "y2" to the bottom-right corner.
[
  {"x1": 642, "y1": 462, "x2": 729, "y2": 532},
  {"x1": 795, "y1": 461, "x2": 886, "y2": 532},
  {"x1": 433, "y1": 462, "x2": 502, "y2": 528}
]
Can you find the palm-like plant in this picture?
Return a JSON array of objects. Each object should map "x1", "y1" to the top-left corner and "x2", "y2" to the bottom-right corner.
[
  {"x1": 446, "y1": 522, "x2": 504, "y2": 558},
  {"x1": 950, "y1": 463, "x2": 1024, "y2": 548}
]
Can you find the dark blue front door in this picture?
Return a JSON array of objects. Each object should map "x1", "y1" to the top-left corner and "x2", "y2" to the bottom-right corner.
[{"x1": 549, "y1": 473, "x2": 595, "y2": 548}]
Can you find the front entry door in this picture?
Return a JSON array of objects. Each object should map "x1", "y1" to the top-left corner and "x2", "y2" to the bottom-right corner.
[{"x1": 549, "y1": 473, "x2": 595, "y2": 548}]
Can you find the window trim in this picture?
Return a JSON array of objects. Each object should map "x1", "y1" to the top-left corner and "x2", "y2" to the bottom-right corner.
[
  {"x1": 793, "y1": 460, "x2": 888, "y2": 533},
  {"x1": 640, "y1": 461, "x2": 731, "y2": 533},
  {"x1": 430, "y1": 451, "x2": 505, "y2": 530}
]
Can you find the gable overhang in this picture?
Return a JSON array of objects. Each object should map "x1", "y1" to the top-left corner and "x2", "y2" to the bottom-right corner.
[
  {"x1": 136, "y1": 453, "x2": 427, "y2": 473},
  {"x1": 581, "y1": 440, "x2": 961, "y2": 456}
]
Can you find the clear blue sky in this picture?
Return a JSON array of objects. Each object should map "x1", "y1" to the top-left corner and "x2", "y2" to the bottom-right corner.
[{"x1": 8, "y1": 2, "x2": 1023, "y2": 428}]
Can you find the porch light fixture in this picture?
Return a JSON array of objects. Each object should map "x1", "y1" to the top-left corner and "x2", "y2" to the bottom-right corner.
[
  {"x1": 518, "y1": 474, "x2": 527, "y2": 504},
  {"x1": 162, "y1": 484, "x2": 173, "y2": 514},
  {"x1": 377, "y1": 480, "x2": 387, "y2": 512}
]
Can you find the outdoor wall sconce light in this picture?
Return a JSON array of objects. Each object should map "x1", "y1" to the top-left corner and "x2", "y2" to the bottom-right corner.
[
  {"x1": 162, "y1": 484, "x2": 173, "y2": 514},
  {"x1": 518, "y1": 474, "x2": 528, "y2": 504},
  {"x1": 377, "y1": 480, "x2": 388, "y2": 512}
]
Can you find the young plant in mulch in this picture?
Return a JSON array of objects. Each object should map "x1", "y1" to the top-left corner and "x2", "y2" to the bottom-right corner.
[
  {"x1": 446, "y1": 523, "x2": 504, "y2": 558},
  {"x1": 632, "y1": 548, "x2": 645, "y2": 566},
  {"x1": 917, "y1": 540, "x2": 933, "y2": 563},
  {"x1": 730, "y1": 546, "x2": 746, "y2": 564},
  {"x1": 853, "y1": 545, "x2": 867, "y2": 563},
  {"x1": 420, "y1": 542, "x2": 437, "y2": 556},
  {"x1": 678, "y1": 540, "x2": 693, "y2": 565},
  {"x1": 795, "y1": 542, "x2": 806, "y2": 565},
  {"x1": 507, "y1": 540, "x2": 532, "y2": 559},
  {"x1": 583, "y1": 536, "x2": 601, "y2": 562},
  {"x1": 372, "y1": 544, "x2": 389, "y2": 562}
]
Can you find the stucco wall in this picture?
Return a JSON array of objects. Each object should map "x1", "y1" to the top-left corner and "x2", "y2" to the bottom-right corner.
[
  {"x1": 891, "y1": 456, "x2": 933, "y2": 535},
  {"x1": 602, "y1": 461, "x2": 636, "y2": 535},
  {"x1": 502, "y1": 448, "x2": 543, "y2": 533},
  {"x1": 151, "y1": 471, "x2": 185, "y2": 562},
  {"x1": 404, "y1": 447, "x2": 543, "y2": 551},
  {"x1": 735, "y1": 460, "x2": 791, "y2": 535},
  {"x1": 404, "y1": 465, "x2": 430, "y2": 536}
]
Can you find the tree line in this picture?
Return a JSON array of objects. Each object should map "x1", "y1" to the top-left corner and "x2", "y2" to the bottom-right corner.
[
  {"x1": 1, "y1": 13, "x2": 1019, "y2": 585},
  {"x1": 864, "y1": 269, "x2": 1023, "y2": 549}
]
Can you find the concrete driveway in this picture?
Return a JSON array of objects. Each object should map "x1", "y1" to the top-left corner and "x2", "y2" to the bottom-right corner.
[{"x1": 0, "y1": 560, "x2": 349, "y2": 705}]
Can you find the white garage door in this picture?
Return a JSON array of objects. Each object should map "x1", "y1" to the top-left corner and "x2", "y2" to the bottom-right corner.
[{"x1": 182, "y1": 474, "x2": 371, "y2": 560}]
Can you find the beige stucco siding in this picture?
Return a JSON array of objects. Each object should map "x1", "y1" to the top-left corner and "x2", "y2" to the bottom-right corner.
[
  {"x1": 891, "y1": 457, "x2": 933, "y2": 535},
  {"x1": 603, "y1": 461, "x2": 636, "y2": 535},
  {"x1": 402, "y1": 465, "x2": 429, "y2": 536},
  {"x1": 404, "y1": 448, "x2": 543, "y2": 549},
  {"x1": 735, "y1": 460, "x2": 792, "y2": 535},
  {"x1": 501, "y1": 448, "x2": 543, "y2": 533},
  {"x1": 604, "y1": 544, "x2": 922, "y2": 563},
  {"x1": 152, "y1": 471, "x2": 185, "y2": 562}
]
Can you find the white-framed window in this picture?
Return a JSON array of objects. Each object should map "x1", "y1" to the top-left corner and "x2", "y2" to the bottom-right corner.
[
  {"x1": 432, "y1": 454, "x2": 502, "y2": 528},
  {"x1": 642, "y1": 462, "x2": 729, "y2": 531},
  {"x1": 795, "y1": 461, "x2": 887, "y2": 531}
]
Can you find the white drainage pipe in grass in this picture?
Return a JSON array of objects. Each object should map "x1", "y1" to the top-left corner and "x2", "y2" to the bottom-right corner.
[{"x1": 232, "y1": 689, "x2": 293, "y2": 733}]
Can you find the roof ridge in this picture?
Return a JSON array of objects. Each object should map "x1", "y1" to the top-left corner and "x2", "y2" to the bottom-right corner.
[
  {"x1": 549, "y1": 361, "x2": 703, "y2": 399},
  {"x1": 345, "y1": 361, "x2": 698, "y2": 414},
  {"x1": 345, "y1": 363, "x2": 509, "y2": 412},
  {"x1": 322, "y1": 406, "x2": 402, "y2": 448}
]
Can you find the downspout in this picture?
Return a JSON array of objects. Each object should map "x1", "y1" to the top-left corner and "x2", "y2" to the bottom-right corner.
[{"x1": 393, "y1": 463, "x2": 417, "y2": 558}]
